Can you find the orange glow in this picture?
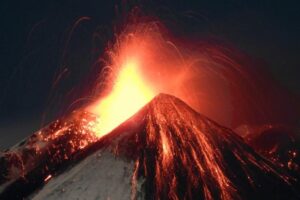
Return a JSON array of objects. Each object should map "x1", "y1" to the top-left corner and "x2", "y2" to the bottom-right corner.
[
  {"x1": 86, "y1": 23, "x2": 237, "y2": 138},
  {"x1": 88, "y1": 59, "x2": 155, "y2": 137}
]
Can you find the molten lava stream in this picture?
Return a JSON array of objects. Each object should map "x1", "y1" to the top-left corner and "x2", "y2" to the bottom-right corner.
[{"x1": 88, "y1": 59, "x2": 156, "y2": 138}]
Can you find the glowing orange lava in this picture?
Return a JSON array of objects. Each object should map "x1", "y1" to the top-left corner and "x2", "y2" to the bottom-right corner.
[{"x1": 88, "y1": 59, "x2": 156, "y2": 137}]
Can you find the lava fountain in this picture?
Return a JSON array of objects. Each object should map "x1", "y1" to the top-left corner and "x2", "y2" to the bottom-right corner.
[
  {"x1": 87, "y1": 58, "x2": 156, "y2": 137},
  {"x1": 85, "y1": 22, "x2": 204, "y2": 138},
  {"x1": 85, "y1": 23, "x2": 181, "y2": 138}
]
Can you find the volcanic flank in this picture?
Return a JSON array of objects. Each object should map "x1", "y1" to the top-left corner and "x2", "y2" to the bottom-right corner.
[{"x1": 0, "y1": 94, "x2": 299, "y2": 199}]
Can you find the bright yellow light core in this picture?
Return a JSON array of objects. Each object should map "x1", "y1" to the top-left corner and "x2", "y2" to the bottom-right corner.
[{"x1": 89, "y1": 59, "x2": 155, "y2": 137}]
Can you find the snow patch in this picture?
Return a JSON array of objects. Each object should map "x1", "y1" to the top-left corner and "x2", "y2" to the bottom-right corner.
[{"x1": 31, "y1": 151, "x2": 135, "y2": 200}]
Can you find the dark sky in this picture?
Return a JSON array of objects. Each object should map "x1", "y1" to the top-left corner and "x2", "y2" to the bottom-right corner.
[{"x1": 0, "y1": 0, "x2": 299, "y2": 149}]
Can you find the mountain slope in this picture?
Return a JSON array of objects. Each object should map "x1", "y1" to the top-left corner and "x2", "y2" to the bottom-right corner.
[
  {"x1": 1, "y1": 94, "x2": 299, "y2": 199},
  {"x1": 97, "y1": 93, "x2": 298, "y2": 200},
  {"x1": 246, "y1": 125, "x2": 300, "y2": 178}
]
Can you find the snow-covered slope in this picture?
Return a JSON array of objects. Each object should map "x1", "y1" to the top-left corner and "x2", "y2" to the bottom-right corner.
[{"x1": 32, "y1": 152, "x2": 135, "y2": 200}]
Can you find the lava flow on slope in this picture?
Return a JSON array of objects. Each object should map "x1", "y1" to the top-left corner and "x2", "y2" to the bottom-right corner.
[
  {"x1": 0, "y1": 111, "x2": 99, "y2": 198},
  {"x1": 97, "y1": 94, "x2": 299, "y2": 200},
  {"x1": 2, "y1": 94, "x2": 298, "y2": 200}
]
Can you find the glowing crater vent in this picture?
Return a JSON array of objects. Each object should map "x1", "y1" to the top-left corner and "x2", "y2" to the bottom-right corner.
[{"x1": 89, "y1": 59, "x2": 156, "y2": 137}]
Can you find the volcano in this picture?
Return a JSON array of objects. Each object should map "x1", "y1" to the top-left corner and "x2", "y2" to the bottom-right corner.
[{"x1": 0, "y1": 94, "x2": 299, "y2": 199}]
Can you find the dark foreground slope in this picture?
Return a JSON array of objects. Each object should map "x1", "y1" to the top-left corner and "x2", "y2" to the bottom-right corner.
[
  {"x1": 246, "y1": 125, "x2": 300, "y2": 177},
  {"x1": 1, "y1": 94, "x2": 299, "y2": 199}
]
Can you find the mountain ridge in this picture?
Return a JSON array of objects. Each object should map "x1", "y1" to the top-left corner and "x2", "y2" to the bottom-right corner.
[{"x1": 1, "y1": 93, "x2": 299, "y2": 199}]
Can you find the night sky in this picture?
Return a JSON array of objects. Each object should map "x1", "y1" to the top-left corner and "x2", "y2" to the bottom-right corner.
[{"x1": 0, "y1": 0, "x2": 299, "y2": 150}]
